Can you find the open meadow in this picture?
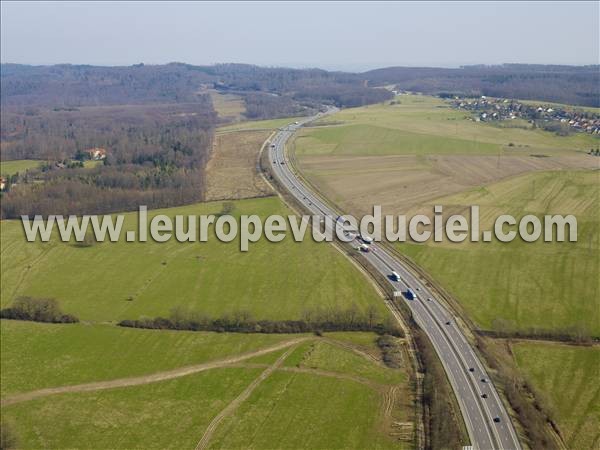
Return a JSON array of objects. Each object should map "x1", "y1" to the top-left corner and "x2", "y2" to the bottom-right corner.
[
  {"x1": 293, "y1": 95, "x2": 599, "y2": 336},
  {"x1": 0, "y1": 107, "x2": 417, "y2": 449},
  {"x1": 400, "y1": 170, "x2": 599, "y2": 336},
  {"x1": 295, "y1": 94, "x2": 597, "y2": 218},
  {"x1": 307, "y1": 95, "x2": 597, "y2": 153},
  {"x1": 0, "y1": 197, "x2": 387, "y2": 322},
  {"x1": 0, "y1": 160, "x2": 42, "y2": 177},
  {"x1": 511, "y1": 341, "x2": 600, "y2": 450},
  {"x1": 0, "y1": 321, "x2": 295, "y2": 396},
  {"x1": 1, "y1": 325, "x2": 413, "y2": 449}
]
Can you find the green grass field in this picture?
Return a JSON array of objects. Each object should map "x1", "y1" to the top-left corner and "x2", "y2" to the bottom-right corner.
[
  {"x1": 1, "y1": 182, "x2": 408, "y2": 448},
  {"x1": 208, "y1": 371, "x2": 405, "y2": 450},
  {"x1": 82, "y1": 159, "x2": 103, "y2": 169},
  {"x1": 295, "y1": 123, "x2": 501, "y2": 156},
  {"x1": 2, "y1": 368, "x2": 262, "y2": 449},
  {"x1": 0, "y1": 321, "x2": 295, "y2": 396},
  {"x1": 512, "y1": 341, "x2": 600, "y2": 449},
  {"x1": 399, "y1": 170, "x2": 599, "y2": 335},
  {"x1": 1, "y1": 331, "x2": 412, "y2": 449},
  {"x1": 306, "y1": 95, "x2": 597, "y2": 155},
  {"x1": 293, "y1": 95, "x2": 599, "y2": 336},
  {"x1": 1, "y1": 196, "x2": 386, "y2": 322},
  {"x1": 283, "y1": 340, "x2": 406, "y2": 385},
  {"x1": 0, "y1": 159, "x2": 42, "y2": 177}
]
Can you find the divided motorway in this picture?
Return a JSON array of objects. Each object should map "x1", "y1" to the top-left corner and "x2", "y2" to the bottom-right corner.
[{"x1": 268, "y1": 112, "x2": 521, "y2": 450}]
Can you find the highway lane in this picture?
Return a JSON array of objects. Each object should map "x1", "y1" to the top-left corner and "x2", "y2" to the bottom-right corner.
[{"x1": 267, "y1": 112, "x2": 521, "y2": 450}]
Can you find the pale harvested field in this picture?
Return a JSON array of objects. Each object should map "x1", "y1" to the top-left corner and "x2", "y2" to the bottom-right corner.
[
  {"x1": 294, "y1": 96, "x2": 600, "y2": 336},
  {"x1": 299, "y1": 152, "x2": 597, "y2": 218},
  {"x1": 209, "y1": 90, "x2": 246, "y2": 121},
  {"x1": 205, "y1": 130, "x2": 273, "y2": 201}
]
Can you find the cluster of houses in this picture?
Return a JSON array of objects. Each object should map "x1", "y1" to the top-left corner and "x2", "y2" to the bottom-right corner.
[{"x1": 450, "y1": 96, "x2": 600, "y2": 135}]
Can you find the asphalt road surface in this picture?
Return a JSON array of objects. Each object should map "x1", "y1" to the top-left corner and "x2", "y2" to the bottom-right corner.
[{"x1": 268, "y1": 111, "x2": 521, "y2": 450}]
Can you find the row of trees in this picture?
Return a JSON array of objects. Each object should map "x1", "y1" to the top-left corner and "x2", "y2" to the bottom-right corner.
[
  {"x1": 0, "y1": 297, "x2": 78, "y2": 323},
  {"x1": 119, "y1": 305, "x2": 403, "y2": 336},
  {"x1": 481, "y1": 318, "x2": 596, "y2": 343}
]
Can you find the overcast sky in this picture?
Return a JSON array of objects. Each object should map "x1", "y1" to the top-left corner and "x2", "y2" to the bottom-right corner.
[{"x1": 1, "y1": 1, "x2": 598, "y2": 71}]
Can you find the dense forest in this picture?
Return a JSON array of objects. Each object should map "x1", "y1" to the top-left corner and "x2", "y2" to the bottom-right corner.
[
  {"x1": 3, "y1": 62, "x2": 596, "y2": 109},
  {"x1": 364, "y1": 64, "x2": 600, "y2": 107},
  {"x1": 1, "y1": 62, "x2": 597, "y2": 218},
  {"x1": 0, "y1": 63, "x2": 394, "y2": 109},
  {"x1": 1, "y1": 99, "x2": 216, "y2": 218}
]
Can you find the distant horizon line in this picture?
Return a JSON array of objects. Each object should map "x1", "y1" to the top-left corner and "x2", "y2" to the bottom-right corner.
[{"x1": 2, "y1": 61, "x2": 599, "y2": 73}]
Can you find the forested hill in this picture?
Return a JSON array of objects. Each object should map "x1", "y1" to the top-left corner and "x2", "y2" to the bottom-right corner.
[
  {"x1": 0, "y1": 63, "x2": 392, "y2": 109},
  {"x1": 362, "y1": 64, "x2": 600, "y2": 107},
  {"x1": 1, "y1": 62, "x2": 597, "y2": 218},
  {"x1": 2, "y1": 62, "x2": 597, "y2": 108}
]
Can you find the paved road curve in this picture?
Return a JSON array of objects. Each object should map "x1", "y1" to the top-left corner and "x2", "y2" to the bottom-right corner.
[{"x1": 268, "y1": 111, "x2": 521, "y2": 450}]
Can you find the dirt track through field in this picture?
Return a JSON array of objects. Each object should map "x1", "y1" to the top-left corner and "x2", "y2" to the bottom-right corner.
[
  {"x1": 1, "y1": 336, "x2": 389, "y2": 408},
  {"x1": 195, "y1": 345, "x2": 298, "y2": 450},
  {"x1": 228, "y1": 363, "x2": 384, "y2": 390},
  {"x1": 382, "y1": 385, "x2": 400, "y2": 419},
  {"x1": 0, "y1": 337, "x2": 311, "y2": 407}
]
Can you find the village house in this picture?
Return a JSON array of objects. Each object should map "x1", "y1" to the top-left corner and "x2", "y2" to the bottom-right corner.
[{"x1": 86, "y1": 147, "x2": 107, "y2": 160}]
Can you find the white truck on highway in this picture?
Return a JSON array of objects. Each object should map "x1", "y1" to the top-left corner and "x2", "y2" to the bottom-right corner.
[{"x1": 361, "y1": 235, "x2": 373, "y2": 244}]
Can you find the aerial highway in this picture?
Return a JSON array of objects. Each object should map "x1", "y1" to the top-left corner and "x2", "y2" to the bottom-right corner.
[{"x1": 268, "y1": 112, "x2": 521, "y2": 450}]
